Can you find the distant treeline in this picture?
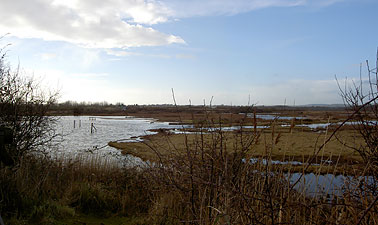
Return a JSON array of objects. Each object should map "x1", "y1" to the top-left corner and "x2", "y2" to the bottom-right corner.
[{"x1": 48, "y1": 100, "x2": 347, "y2": 116}]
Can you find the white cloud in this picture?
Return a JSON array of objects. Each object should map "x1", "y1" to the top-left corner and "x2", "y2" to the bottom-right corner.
[
  {"x1": 124, "y1": 1, "x2": 172, "y2": 24},
  {"x1": 0, "y1": 0, "x2": 344, "y2": 51},
  {"x1": 0, "y1": 0, "x2": 184, "y2": 49}
]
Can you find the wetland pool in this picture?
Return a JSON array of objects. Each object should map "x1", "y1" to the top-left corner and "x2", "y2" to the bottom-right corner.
[
  {"x1": 51, "y1": 116, "x2": 187, "y2": 164},
  {"x1": 49, "y1": 116, "x2": 374, "y2": 195}
]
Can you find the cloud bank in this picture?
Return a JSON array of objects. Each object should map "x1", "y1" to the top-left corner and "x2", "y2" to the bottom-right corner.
[{"x1": 0, "y1": 0, "x2": 344, "y2": 49}]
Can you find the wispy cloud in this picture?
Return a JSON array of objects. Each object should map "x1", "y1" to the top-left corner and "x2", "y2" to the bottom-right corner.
[
  {"x1": 247, "y1": 78, "x2": 342, "y2": 105},
  {"x1": 105, "y1": 49, "x2": 143, "y2": 57},
  {"x1": 71, "y1": 73, "x2": 109, "y2": 79},
  {"x1": 160, "y1": 0, "x2": 346, "y2": 18},
  {"x1": 105, "y1": 49, "x2": 195, "y2": 59},
  {"x1": 163, "y1": 0, "x2": 303, "y2": 17}
]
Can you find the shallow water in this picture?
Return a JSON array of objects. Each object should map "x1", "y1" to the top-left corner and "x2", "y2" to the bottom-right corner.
[
  {"x1": 245, "y1": 158, "x2": 375, "y2": 197},
  {"x1": 296, "y1": 121, "x2": 378, "y2": 129},
  {"x1": 52, "y1": 116, "x2": 271, "y2": 157},
  {"x1": 169, "y1": 125, "x2": 270, "y2": 134},
  {"x1": 289, "y1": 173, "x2": 375, "y2": 197},
  {"x1": 244, "y1": 113, "x2": 306, "y2": 120},
  {"x1": 296, "y1": 123, "x2": 331, "y2": 129},
  {"x1": 246, "y1": 158, "x2": 306, "y2": 166},
  {"x1": 209, "y1": 125, "x2": 270, "y2": 131},
  {"x1": 51, "y1": 116, "x2": 187, "y2": 165}
]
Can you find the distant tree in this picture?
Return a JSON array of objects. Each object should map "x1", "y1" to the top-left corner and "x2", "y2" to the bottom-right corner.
[{"x1": 0, "y1": 45, "x2": 59, "y2": 166}]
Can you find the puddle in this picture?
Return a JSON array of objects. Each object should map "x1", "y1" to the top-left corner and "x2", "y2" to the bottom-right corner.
[
  {"x1": 289, "y1": 173, "x2": 375, "y2": 197},
  {"x1": 296, "y1": 121, "x2": 378, "y2": 129},
  {"x1": 246, "y1": 158, "x2": 334, "y2": 166},
  {"x1": 169, "y1": 125, "x2": 270, "y2": 134},
  {"x1": 297, "y1": 123, "x2": 331, "y2": 129},
  {"x1": 208, "y1": 125, "x2": 269, "y2": 131}
]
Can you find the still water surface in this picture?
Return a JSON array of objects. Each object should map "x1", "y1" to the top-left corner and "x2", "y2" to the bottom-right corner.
[{"x1": 52, "y1": 116, "x2": 185, "y2": 164}]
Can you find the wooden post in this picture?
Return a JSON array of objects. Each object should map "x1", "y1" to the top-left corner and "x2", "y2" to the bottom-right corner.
[{"x1": 91, "y1": 123, "x2": 97, "y2": 134}]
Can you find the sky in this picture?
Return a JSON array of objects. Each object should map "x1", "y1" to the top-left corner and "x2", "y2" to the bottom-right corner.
[{"x1": 0, "y1": 0, "x2": 377, "y2": 105}]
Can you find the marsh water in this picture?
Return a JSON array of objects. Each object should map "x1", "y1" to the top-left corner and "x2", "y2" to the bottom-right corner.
[
  {"x1": 289, "y1": 173, "x2": 375, "y2": 197},
  {"x1": 51, "y1": 116, "x2": 372, "y2": 196},
  {"x1": 51, "y1": 116, "x2": 187, "y2": 165}
]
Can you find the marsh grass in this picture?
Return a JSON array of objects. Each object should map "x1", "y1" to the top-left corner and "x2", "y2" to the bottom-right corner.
[
  {"x1": 1, "y1": 108, "x2": 378, "y2": 224},
  {"x1": 0, "y1": 154, "x2": 153, "y2": 224}
]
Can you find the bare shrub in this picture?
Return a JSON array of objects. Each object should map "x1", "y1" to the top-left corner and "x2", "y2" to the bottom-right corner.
[
  {"x1": 142, "y1": 109, "x2": 307, "y2": 224},
  {"x1": 0, "y1": 46, "x2": 58, "y2": 166},
  {"x1": 338, "y1": 49, "x2": 378, "y2": 175}
]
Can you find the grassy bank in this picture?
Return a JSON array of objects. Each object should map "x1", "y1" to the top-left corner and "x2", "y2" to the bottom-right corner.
[{"x1": 109, "y1": 122, "x2": 366, "y2": 174}]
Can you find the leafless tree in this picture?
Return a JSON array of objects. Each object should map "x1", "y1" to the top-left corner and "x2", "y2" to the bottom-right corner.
[{"x1": 0, "y1": 45, "x2": 59, "y2": 166}]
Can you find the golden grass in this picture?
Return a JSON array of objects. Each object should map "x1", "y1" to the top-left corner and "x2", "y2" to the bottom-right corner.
[
  {"x1": 110, "y1": 128, "x2": 362, "y2": 161},
  {"x1": 109, "y1": 125, "x2": 366, "y2": 174}
]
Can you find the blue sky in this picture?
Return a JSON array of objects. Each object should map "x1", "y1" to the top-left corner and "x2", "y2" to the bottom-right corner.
[{"x1": 1, "y1": 0, "x2": 377, "y2": 105}]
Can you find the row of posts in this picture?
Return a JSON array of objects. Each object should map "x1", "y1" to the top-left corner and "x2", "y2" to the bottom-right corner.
[{"x1": 72, "y1": 119, "x2": 97, "y2": 134}]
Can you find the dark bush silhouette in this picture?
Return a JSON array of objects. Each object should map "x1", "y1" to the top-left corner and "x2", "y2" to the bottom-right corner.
[{"x1": 0, "y1": 46, "x2": 58, "y2": 166}]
